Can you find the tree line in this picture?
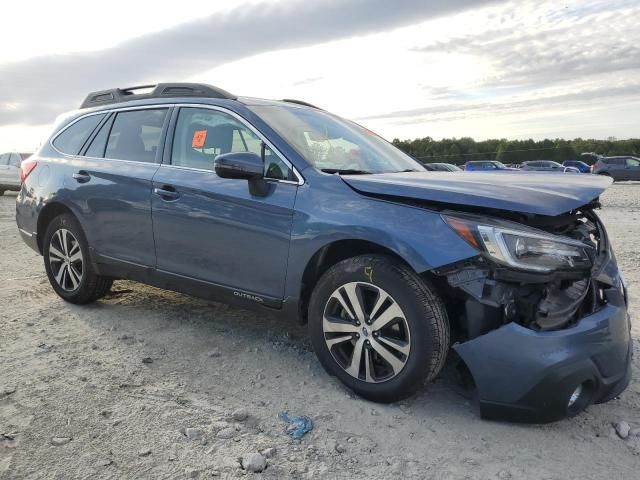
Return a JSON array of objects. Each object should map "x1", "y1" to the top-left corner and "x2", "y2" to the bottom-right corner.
[{"x1": 391, "y1": 137, "x2": 640, "y2": 166}]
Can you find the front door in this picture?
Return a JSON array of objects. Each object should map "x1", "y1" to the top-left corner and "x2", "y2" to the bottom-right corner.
[
  {"x1": 151, "y1": 106, "x2": 298, "y2": 300},
  {"x1": 623, "y1": 157, "x2": 640, "y2": 180},
  {"x1": 0, "y1": 153, "x2": 10, "y2": 185},
  {"x1": 7, "y1": 154, "x2": 22, "y2": 187}
]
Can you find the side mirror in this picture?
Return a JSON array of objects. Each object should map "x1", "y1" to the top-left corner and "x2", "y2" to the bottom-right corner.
[
  {"x1": 214, "y1": 152, "x2": 272, "y2": 196},
  {"x1": 214, "y1": 152, "x2": 264, "y2": 180}
]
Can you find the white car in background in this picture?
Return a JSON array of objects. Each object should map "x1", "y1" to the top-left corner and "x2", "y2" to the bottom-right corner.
[{"x1": 0, "y1": 152, "x2": 32, "y2": 195}]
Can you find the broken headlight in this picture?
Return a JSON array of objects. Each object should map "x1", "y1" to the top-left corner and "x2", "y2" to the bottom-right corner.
[{"x1": 444, "y1": 214, "x2": 593, "y2": 273}]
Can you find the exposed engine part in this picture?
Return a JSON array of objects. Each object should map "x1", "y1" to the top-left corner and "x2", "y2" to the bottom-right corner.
[
  {"x1": 534, "y1": 278, "x2": 590, "y2": 330},
  {"x1": 435, "y1": 208, "x2": 606, "y2": 340}
]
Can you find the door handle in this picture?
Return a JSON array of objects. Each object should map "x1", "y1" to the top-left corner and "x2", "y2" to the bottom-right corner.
[
  {"x1": 153, "y1": 186, "x2": 180, "y2": 200},
  {"x1": 72, "y1": 171, "x2": 91, "y2": 183}
]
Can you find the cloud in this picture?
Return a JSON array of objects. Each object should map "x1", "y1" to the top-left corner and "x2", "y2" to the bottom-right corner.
[
  {"x1": 359, "y1": 83, "x2": 640, "y2": 122},
  {"x1": 359, "y1": 0, "x2": 640, "y2": 131},
  {"x1": 0, "y1": 0, "x2": 500, "y2": 126}
]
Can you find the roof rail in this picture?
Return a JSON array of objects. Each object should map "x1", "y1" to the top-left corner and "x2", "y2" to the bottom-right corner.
[
  {"x1": 281, "y1": 99, "x2": 321, "y2": 109},
  {"x1": 79, "y1": 83, "x2": 236, "y2": 109}
]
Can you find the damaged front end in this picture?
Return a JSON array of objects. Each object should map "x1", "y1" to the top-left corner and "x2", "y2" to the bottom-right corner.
[{"x1": 434, "y1": 205, "x2": 632, "y2": 422}]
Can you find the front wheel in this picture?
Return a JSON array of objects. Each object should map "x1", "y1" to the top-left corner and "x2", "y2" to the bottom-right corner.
[
  {"x1": 308, "y1": 255, "x2": 450, "y2": 403},
  {"x1": 43, "y1": 213, "x2": 112, "y2": 304}
]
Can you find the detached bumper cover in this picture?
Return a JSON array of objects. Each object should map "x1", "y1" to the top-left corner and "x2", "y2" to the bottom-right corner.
[{"x1": 454, "y1": 284, "x2": 631, "y2": 423}]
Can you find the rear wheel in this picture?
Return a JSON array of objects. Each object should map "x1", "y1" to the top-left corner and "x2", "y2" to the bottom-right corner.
[
  {"x1": 308, "y1": 254, "x2": 449, "y2": 402},
  {"x1": 43, "y1": 214, "x2": 112, "y2": 304}
]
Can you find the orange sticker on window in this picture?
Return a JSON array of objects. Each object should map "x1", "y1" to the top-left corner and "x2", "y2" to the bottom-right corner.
[{"x1": 192, "y1": 130, "x2": 207, "y2": 148}]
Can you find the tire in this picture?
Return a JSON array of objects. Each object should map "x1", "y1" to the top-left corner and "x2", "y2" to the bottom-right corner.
[
  {"x1": 308, "y1": 254, "x2": 450, "y2": 403},
  {"x1": 43, "y1": 213, "x2": 113, "y2": 304}
]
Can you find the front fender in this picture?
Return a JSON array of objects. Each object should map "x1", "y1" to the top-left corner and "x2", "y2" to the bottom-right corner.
[{"x1": 284, "y1": 175, "x2": 478, "y2": 300}]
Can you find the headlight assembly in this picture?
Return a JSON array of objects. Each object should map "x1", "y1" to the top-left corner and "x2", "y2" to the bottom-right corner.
[{"x1": 444, "y1": 214, "x2": 593, "y2": 273}]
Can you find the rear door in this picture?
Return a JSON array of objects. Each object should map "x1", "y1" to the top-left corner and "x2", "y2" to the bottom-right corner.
[
  {"x1": 608, "y1": 159, "x2": 626, "y2": 180},
  {"x1": 56, "y1": 107, "x2": 171, "y2": 267},
  {"x1": 151, "y1": 105, "x2": 298, "y2": 300}
]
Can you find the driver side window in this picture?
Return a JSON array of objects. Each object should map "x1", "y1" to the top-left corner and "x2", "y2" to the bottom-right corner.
[
  {"x1": 626, "y1": 158, "x2": 640, "y2": 167},
  {"x1": 171, "y1": 107, "x2": 293, "y2": 181}
]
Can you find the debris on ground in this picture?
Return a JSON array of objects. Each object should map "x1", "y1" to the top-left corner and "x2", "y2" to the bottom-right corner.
[
  {"x1": 241, "y1": 452, "x2": 267, "y2": 472},
  {"x1": 231, "y1": 408, "x2": 249, "y2": 421},
  {"x1": 615, "y1": 421, "x2": 631, "y2": 439},
  {"x1": 185, "y1": 428, "x2": 204, "y2": 441},
  {"x1": 50, "y1": 437, "x2": 72, "y2": 446},
  {"x1": 278, "y1": 411, "x2": 314, "y2": 439}
]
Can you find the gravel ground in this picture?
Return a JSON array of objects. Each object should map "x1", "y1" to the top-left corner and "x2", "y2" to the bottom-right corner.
[{"x1": 1, "y1": 184, "x2": 639, "y2": 479}]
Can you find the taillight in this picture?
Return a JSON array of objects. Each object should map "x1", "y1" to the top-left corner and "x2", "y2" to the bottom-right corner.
[
  {"x1": 590, "y1": 163, "x2": 594, "y2": 172},
  {"x1": 20, "y1": 159, "x2": 38, "y2": 183}
]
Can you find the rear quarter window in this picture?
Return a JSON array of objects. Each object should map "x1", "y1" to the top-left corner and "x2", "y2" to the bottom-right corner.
[{"x1": 52, "y1": 114, "x2": 106, "y2": 155}]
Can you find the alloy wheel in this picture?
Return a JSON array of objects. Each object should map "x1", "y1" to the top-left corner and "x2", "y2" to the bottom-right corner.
[
  {"x1": 323, "y1": 282, "x2": 411, "y2": 383},
  {"x1": 48, "y1": 228, "x2": 84, "y2": 292}
]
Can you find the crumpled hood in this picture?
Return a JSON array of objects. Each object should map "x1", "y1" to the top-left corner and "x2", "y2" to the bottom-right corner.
[{"x1": 341, "y1": 171, "x2": 613, "y2": 216}]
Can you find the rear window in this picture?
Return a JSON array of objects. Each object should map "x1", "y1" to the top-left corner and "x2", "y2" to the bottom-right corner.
[{"x1": 53, "y1": 114, "x2": 106, "y2": 155}]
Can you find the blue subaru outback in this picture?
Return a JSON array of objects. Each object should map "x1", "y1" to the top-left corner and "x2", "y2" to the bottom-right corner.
[{"x1": 16, "y1": 83, "x2": 631, "y2": 422}]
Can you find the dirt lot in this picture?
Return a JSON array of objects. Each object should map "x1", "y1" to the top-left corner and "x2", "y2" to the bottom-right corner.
[{"x1": 1, "y1": 184, "x2": 640, "y2": 479}]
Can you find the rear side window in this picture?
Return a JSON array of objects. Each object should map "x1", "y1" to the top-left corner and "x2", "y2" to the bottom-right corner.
[
  {"x1": 105, "y1": 109, "x2": 168, "y2": 163},
  {"x1": 85, "y1": 115, "x2": 114, "y2": 158},
  {"x1": 0, "y1": 153, "x2": 8, "y2": 165},
  {"x1": 53, "y1": 114, "x2": 105, "y2": 155}
]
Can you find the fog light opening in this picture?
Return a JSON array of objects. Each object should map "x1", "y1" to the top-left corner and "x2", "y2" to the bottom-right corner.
[
  {"x1": 566, "y1": 380, "x2": 595, "y2": 415},
  {"x1": 568, "y1": 385, "x2": 583, "y2": 408}
]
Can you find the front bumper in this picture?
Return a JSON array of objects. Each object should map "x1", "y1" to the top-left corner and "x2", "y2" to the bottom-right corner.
[{"x1": 454, "y1": 283, "x2": 632, "y2": 423}]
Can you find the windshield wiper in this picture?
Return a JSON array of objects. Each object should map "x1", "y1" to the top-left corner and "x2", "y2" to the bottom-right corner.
[
  {"x1": 321, "y1": 168, "x2": 371, "y2": 175},
  {"x1": 394, "y1": 169, "x2": 422, "y2": 173}
]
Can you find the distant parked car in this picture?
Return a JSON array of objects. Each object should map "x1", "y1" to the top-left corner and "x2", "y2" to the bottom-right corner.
[
  {"x1": 521, "y1": 161, "x2": 579, "y2": 173},
  {"x1": 592, "y1": 156, "x2": 640, "y2": 181},
  {"x1": 463, "y1": 161, "x2": 515, "y2": 171},
  {"x1": 0, "y1": 152, "x2": 32, "y2": 195},
  {"x1": 562, "y1": 160, "x2": 591, "y2": 173},
  {"x1": 424, "y1": 163, "x2": 462, "y2": 172}
]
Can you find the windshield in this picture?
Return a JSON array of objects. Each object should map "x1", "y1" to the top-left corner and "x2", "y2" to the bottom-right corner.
[{"x1": 249, "y1": 105, "x2": 424, "y2": 174}]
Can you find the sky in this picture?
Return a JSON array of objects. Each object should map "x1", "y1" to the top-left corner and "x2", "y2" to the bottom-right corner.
[{"x1": 0, "y1": 0, "x2": 638, "y2": 151}]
